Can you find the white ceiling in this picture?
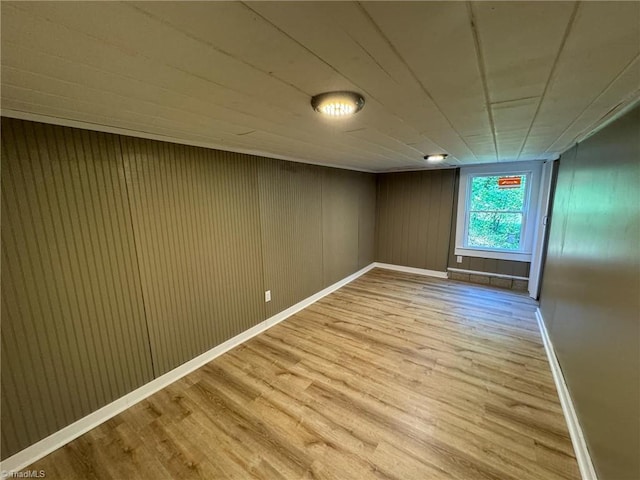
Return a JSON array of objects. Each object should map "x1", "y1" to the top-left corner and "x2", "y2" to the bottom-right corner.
[{"x1": 1, "y1": 1, "x2": 639, "y2": 172}]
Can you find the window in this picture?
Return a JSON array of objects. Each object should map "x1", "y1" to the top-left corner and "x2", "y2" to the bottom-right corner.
[
  {"x1": 467, "y1": 174, "x2": 527, "y2": 250},
  {"x1": 455, "y1": 162, "x2": 542, "y2": 262}
]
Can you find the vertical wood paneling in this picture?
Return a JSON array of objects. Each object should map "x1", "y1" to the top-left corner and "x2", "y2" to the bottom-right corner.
[
  {"x1": 120, "y1": 138, "x2": 265, "y2": 376},
  {"x1": 1, "y1": 117, "x2": 376, "y2": 460},
  {"x1": 257, "y1": 159, "x2": 323, "y2": 318},
  {"x1": 376, "y1": 170, "x2": 456, "y2": 271},
  {"x1": 321, "y1": 168, "x2": 361, "y2": 286},
  {"x1": 1, "y1": 118, "x2": 153, "y2": 459},
  {"x1": 357, "y1": 173, "x2": 377, "y2": 268},
  {"x1": 258, "y1": 162, "x2": 375, "y2": 318}
]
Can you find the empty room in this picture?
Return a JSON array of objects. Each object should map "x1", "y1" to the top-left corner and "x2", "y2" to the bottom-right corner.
[{"x1": 1, "y1": 2, "x2": 638, "y2": 479}]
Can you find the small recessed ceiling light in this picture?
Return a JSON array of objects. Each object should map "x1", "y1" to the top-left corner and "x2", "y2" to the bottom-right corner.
[
  {"x1": 424, "y1": 154, "x2": 448, "y2": 162},
  {"x1": 311, "y1": 91, "x2": 365, "y2": 118}
]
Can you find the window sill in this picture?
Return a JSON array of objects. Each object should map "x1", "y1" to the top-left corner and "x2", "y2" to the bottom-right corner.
[{"x1": 454, "y1": 247, "x2": 532, "y2": 262}]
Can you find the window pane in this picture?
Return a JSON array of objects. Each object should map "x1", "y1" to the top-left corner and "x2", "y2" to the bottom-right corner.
[
  {"x1": 470, "y1": 175, "x2": 526, "y2": 212},
  {"x1": 468, "y1": 212, "x2": 523, "y2": 250}
]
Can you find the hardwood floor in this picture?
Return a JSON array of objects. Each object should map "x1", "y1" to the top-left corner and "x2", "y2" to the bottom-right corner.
[{"x1": 27, "y1": 269, "x2": 580, "y2": 479}]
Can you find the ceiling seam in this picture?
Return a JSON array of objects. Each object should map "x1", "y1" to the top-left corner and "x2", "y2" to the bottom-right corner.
[
  {"x1": 542, "y1": 53, "x2": 640, "y2": 153},
  {"x1": 344, "y1": 31, "x2": 398, "y2": 84},
  {"x1": 355, "y1": 1, "x2": 480, "y2": 164},
  {"x1": 130, "y1": 1, "x2": 440, "y2": 167},
  {"x1": 1, "y1": 65, "x2": 292, "y2": 138},
  {"x1": 1, "y1": 91, "x2": 389, "y2": 166},
  {"x1": 490, "y1": 96, "x2": 539, "y2": 106},
  {"x1": 515, "y1": 1, "x2": 581, "y2": 161},
  {"x1": 3, "y1": 41, "x2": 405, "y2": 163},
  {"x1": 0, "y1": 108, "x2": 380, "y2": 173},
  {"x1": 571, "y1": 92, "x2": 640, "y2": 146},
  {"x1": 2, "y1": 93, "x2": 400, "y2": 167},
  {"x1": 4, "y1": 81, "x2": 381, "y2": 159},
  {"x1": 6, "y1": 4, "x2": 311, "y2": 116},
  {"x1": 467, "y1": 2, "x2": 499, "y2": 163},
  {"x1": 241, "y1": 1, "x2": 452, "y2": 164},
  {"x1": 126, "y1": 3, "x2": 313, "y2": 97},
  {"x1": 346, "y1": 129, "x2": 426, "y2": 159},
  {"x1": 8, "y1": 1, "x2": 458, "y2": 168},
  {"x1": 9, "y1": 2, "x2": 632, "y2": 169},
  {"x1": 1, "y1": 41, "x2": 311, "y2": 130},
  {"x1": 3, "y1": 52, "x2": 309, "y2": 134}
]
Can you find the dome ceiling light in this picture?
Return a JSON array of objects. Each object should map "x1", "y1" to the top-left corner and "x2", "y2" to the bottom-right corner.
[
  {"x1": 424, "y1": 154, "x2": 448, "y2": 163},
  {"x1": 311, "y1": 91, "x2": 365, "y2": 118}
]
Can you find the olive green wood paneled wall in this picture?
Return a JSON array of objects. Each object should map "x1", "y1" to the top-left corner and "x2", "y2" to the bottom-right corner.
[
  {"x1": 120, "y1": 138, "x2": 266, "y2": 376},
  {"x1": 257, "y1": 160, "x2": 376, "y2": 319},
  {"x1": 322, "y1": 168, "x2": 361, "y2": 286},
  {"x1": 539, "y1": 106, "x2": 639, "y2": 480},
  {"x1": 1, "y1": 120, "x2": 154, "y2": 458},
  {"x1": 356, "y1": 173, "x2": 377, "y2": 269},
  {"x1": 257, "y1": 159, "x2": 324, "y2": 319},
  {"x1": 375, "y1": 169, "x2": 456, "y2": 272},
  {"x1": 0, "y1": 118, "x2": 376, "y2": 459}
]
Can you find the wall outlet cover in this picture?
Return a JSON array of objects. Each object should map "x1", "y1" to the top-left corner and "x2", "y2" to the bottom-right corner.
[{"x1": 265, "y1": 290, "x2": 271, "y2": 302}]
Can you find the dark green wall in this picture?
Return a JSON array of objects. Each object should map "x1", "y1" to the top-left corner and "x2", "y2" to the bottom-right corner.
[{"x1": 539, "y1": 106, "x2": 640, "y2": 480}]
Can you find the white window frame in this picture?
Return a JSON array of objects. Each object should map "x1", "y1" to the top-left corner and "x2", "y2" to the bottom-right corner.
[{"x1": 455, "y1": 161, "x2": 543, "y2": 262}]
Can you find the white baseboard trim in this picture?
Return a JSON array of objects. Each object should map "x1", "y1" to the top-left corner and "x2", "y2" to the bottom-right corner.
[
  {"x1": 535, "y1": 308, "x2": 598, "y2": 480},
  {"x1": 0, "y1": 263, "x2": 376, "y2": 474},
  {"x1": 373, "y1": 262, "x2": 448, "y2": 279},
  {"x1": 447, "y1": 267, "x2": 529, "y2": 281}
]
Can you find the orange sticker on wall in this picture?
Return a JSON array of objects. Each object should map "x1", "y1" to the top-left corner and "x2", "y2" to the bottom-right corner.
[{"x1": 498, "y1": 176, "x2": 522, "y2": 188}]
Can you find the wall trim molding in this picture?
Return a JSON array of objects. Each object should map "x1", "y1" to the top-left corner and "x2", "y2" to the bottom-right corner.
[
  {"x1": 535, "y1": 308, "x2": 598, "y2": 480},
  {"x1": 447, "y1": 267, "x2": 529, "y2": 281},
  {"x1": 0, "y1": 110, "x2": 376, "y2": 174},
  {"x1": 377, "y1": 165, "x2": 458, "y2": 173},
  {"x1": 374, "y1": 262, "x2": 448, "y2": 278},
  {"x1": 0, "y1": 263, "x2": 377, "y2": 474},
  {"x1": 573, "y1": 94, "x2": 640, "y2": 148}
]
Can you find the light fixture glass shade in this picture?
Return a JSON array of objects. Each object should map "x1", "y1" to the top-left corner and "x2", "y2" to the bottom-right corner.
[
  {"x1": 424, "y1": 154, "x2": 448, "y2": 162},
  {"x1": 311, "y1": 91, "x2": 365, "y2": 117}
]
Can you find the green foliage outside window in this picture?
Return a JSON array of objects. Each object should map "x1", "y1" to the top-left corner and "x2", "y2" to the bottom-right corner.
[{"x1": 467, "y1": 175, "x2": 527, "y2": 250}]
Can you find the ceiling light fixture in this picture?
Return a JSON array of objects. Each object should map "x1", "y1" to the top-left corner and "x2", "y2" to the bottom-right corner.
[
  {"x1": 311, "y1": 91, "x2": 365, "y2": 118},
  {"x1": 424, "y1": 154, "x2": 448, "y2": 162}
]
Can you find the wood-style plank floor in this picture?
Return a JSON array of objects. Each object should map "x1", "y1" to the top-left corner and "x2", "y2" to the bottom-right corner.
[{"x1": 28, "y1": 269, "x2": 580, "y2": 479}]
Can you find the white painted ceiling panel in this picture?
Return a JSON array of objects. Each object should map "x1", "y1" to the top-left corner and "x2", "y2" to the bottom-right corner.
[
  {"x1": 545, "y1": 56, "x2": 640, "y2": 153},
  {"x1": 474, "y1": 2, "x2": 577, "y2": 103},
  {"x1": 520, "y1": 1, "x2": 640, "y2": 158},
  {"x1": 473, "y1": 1, "x2": 577, "y2": 161},
  {"x1": 361, "y1": 2, "x2": 496, "y2": 160},
  {"x1": 244, "y1": 1, "x2": 479, "y2": 163},
  {"x1": 490, "y1": 97, "x2": 539, "y2": 159},
  {"x1": 1, "y1": 1, "x2": 638, "y2": 172},
  {"x1": 129, "y1": 2, "x2": 345, "y2": 95}
]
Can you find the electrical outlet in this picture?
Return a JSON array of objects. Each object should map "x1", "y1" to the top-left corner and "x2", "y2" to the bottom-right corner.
[
  {"x1": 265, "y1": 290, "x2": 271, "y2": 302},
  {"x1": 456, "y1": 255, "x2": 463, "y2": 263}
]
